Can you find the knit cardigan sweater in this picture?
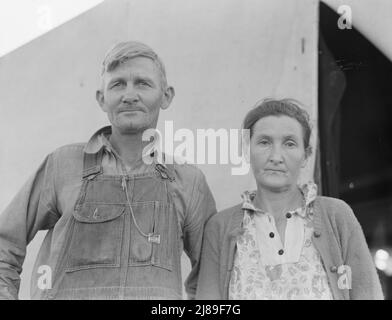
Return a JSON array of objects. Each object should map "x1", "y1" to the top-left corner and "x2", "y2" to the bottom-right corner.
[{"x1": 196, "y1": 196, "x2": 384, "y2": 300}]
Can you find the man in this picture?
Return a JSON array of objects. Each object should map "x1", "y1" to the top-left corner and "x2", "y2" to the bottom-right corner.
[{"x1": 0, "y1": 41, "x2": 216, "y2": 299}]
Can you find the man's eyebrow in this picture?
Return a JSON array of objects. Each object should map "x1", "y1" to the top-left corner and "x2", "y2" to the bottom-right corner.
[
  {"x1": 133, "y1": 75, "x2": 154, "y2": 82},
  {"x1": 107, "y1": 76, "x2": 125, "y2": 84}
]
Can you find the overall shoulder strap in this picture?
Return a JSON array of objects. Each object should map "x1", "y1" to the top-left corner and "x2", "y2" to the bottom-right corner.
[{"x1": 82, "y1": 148, "x2": 104, "y2": 179}]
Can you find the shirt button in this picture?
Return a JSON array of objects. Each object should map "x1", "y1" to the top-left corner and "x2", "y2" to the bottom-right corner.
[
  {"x1": 269, "y1": 232, "x2": 275, "y2": 238},
  {"x1": 286, "y1": 213, "x2": 292, "y2": 219},
  {"x1": 314, "y1": 231, "x2": 321, "y2": 238},
  {"x1": 330, "y1": 266, "x2": 338, "y2": 273},
  {"x1": 278, "y1": 249, "x2": 284, "y2": 255}
]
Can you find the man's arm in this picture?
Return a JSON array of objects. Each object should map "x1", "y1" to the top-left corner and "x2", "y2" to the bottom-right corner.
[
  {"x1": 182, "y1": 170, "x2": 217, "y2": 299},
  {"x1": 0, "y1": 153, "x2": 59, "y2": 299}
]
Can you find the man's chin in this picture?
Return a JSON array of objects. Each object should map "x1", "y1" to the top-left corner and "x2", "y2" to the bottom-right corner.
[
  {"x1": 113, "y1": 121, "x2": 154, "y2": 135},
  {"x1": 119, "y1": 125, "x2": 147, "y2": 134}
]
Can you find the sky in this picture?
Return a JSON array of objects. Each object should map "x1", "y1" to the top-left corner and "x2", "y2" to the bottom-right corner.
[{"x1": 0, "y1": 0, "x2": 103, "y2": 57}]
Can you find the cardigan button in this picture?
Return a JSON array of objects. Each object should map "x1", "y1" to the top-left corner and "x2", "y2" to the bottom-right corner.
[
  {"x1": 330, "y1": 266, "x2": 338, "y2": 273},
  {"x1": 313, "y1": 231, "x2": 321, "y2": 238}
]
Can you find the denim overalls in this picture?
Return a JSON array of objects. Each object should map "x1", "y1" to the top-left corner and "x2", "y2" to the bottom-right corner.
[{"x1": 46, "y1": 149, "x2": 182, "y2": 299}]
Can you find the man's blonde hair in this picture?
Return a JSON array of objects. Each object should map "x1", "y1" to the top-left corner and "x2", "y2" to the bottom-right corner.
[{"x1": 101, "y1": 41, "x2": 168, "y2": 89}]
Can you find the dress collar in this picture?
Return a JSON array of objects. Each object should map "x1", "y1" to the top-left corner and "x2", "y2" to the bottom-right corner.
[{"x1": 241, "y1": 182, "x2": 318, "y2": 218}]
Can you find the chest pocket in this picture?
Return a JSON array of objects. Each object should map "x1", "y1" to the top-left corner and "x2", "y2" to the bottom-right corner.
[
  {"x1": 65, "y1": 204, "x2": 125, "y2": 272},
  {"x1": 128, "y1": 200, "x2": 174, "y2": 271}
]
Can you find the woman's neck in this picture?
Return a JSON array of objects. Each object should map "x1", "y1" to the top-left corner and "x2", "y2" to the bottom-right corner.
[{"x1": 254, "y1": 185, "x2": 303, "y2": 220}]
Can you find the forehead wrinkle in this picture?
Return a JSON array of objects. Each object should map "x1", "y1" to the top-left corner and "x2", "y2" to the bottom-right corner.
[
  {"x1": 102, "y1": 63, "x2": 160, "y2": 89},
  {"x1": 253, "y1": 118, "x2": 303, "y2": 136},
  {"x1": 252, "y1": 131, "x2": 302, "y2": 144}
]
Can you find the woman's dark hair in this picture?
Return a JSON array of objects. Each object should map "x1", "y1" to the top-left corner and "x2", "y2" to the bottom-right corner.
[{"x1": 243, "y1": 98, "x2": 312, "y2": 152}]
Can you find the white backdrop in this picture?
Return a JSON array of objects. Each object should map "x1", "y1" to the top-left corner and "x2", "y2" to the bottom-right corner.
[{"x1": 0, "y1": 0, "x2": 318, "y2": 299}]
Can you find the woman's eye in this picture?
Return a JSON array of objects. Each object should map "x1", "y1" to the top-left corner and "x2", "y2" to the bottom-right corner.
[
  {"x1": 258, "y1": 140, "x2": 270, "y2": 146},
  {"x1": 285, "y1": 141, "x2": 296, "y2": 147}
]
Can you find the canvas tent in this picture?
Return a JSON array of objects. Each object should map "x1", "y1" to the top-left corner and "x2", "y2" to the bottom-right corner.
[{"x1": 0, "y1": 0, "x2": 391, "y2": 299}]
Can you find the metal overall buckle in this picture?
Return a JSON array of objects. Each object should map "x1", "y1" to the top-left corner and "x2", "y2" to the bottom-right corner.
[{"x1": 148, "y1": 233, "x2": 161, "y2": 244}]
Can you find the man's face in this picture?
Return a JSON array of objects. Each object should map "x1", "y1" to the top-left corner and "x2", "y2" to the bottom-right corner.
[
  {"x1": 249, "y1": 115, "x2": 308, "y2": 192},
  {"x1": 97, "y1": 56, "x2": 174, "y2": 134}
]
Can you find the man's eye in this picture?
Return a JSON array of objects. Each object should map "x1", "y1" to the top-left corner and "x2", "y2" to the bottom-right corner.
[
  {"x1": 137, "y1": 81, "x2": 150, "y2": 87},
  {"x1": 110, "y1": 82, "x2": 123, "y2": 88}
]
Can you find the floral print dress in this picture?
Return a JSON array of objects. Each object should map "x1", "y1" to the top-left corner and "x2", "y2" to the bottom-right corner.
[{"x1": 229, "y1": 183, "x2": 333, "y2": 300}]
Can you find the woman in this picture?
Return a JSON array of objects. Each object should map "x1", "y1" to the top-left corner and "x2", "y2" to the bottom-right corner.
[{"x1": 196, "y1": 99, "x2": 383, "y2": 300}]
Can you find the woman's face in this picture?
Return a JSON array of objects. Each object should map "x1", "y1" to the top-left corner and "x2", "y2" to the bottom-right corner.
[{"x1": 249, "y1": 115, "x2": 308, "y2": 192}]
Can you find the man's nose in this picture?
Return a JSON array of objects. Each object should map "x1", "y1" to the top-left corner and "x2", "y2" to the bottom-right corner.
[
  {"x1": 122, "y1": 83, "x2": 139, "y2": 103},
  {"x1": 269, "y1": 145, "x2": 284, "y2": 164}
]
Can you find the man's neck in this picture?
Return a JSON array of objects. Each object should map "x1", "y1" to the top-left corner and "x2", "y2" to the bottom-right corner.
[
  {"x1": 109, "y1": 127, "x2": 150, "y2": 169},
  {"x1": 254, "y1": 185, "x2": 302, "y2": 220}
]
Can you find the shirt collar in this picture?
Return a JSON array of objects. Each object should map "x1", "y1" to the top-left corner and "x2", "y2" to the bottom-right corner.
[
  {"x1": 84, "y1": 126, "x2": 166, "y2": 167},
  {"x1": 241, "y1": 182, "x2": 318, "y2": 218},
  {"x1": 84, "y1": 126, "x2": 113, "y2": 154}
]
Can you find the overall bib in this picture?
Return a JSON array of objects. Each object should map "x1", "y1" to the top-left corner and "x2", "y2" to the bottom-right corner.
[{"x1": 47, "y1": 149, "x2": 182, "y2": 299}]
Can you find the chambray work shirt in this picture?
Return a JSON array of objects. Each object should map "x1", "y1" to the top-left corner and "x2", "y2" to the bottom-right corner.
[{"x1": 0, "y1": 126, "x2": 216, "y2": 299}]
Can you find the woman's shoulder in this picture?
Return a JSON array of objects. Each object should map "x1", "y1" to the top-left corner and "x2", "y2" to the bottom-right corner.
[
  {"x1": 314, "y1": 195, "x2": 359, "y2": 228},
  {"x1": 315, "y1": 195, "x2": 352, "y2": 211}
]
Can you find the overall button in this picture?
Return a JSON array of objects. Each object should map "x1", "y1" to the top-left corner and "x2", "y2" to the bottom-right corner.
[
  {"x1": 314, "y1": 231, "x2": 321, "y2": 238},
  {"x1": 330, "y1": 266, "x2": 338, "y2": 273},
  {"x1": 286, "y1": 213, "x2": 292, "y2": 219},
  {"x1": 278, "y1": 249, "x2": 284, "y2": 255},
  {"x1": 269, "y1": 232, "x2": 275, "y2": 238}
]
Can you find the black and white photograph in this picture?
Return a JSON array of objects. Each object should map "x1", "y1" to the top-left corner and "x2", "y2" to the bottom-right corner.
[{"x1": 0, "y1": 0, "x2": 391, "y2": 305}]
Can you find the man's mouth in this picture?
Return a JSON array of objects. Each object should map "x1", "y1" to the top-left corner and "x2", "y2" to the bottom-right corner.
[{"x1": 118, "y1": 107, "x2": 144, "y2": 114}]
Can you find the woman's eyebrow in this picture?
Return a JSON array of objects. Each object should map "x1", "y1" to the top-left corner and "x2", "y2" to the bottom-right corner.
[
  {"x1": 283, "y1": 134, "x2": 299, "y2": 140},
  {"x1": 253, "y1": 133, "x2": 271, "y2": 139}
]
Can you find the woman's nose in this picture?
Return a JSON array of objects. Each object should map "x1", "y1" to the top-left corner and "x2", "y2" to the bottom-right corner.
[{"x1": 269, "y1": 146, "x2": 284, "y2": 163}]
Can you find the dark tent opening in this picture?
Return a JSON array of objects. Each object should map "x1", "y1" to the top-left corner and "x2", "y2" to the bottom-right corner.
[{"x1": 319, "y1": 2, "x2": 392, "y2": 299}]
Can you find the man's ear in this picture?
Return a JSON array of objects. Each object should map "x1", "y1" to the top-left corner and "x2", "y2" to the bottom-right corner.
[
  {"x1": 96, "y1": 90, "x2": 106, "y2": 111},
  {"x1": 160, "y1": 86, "x2": 175, "y2": 110}
]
